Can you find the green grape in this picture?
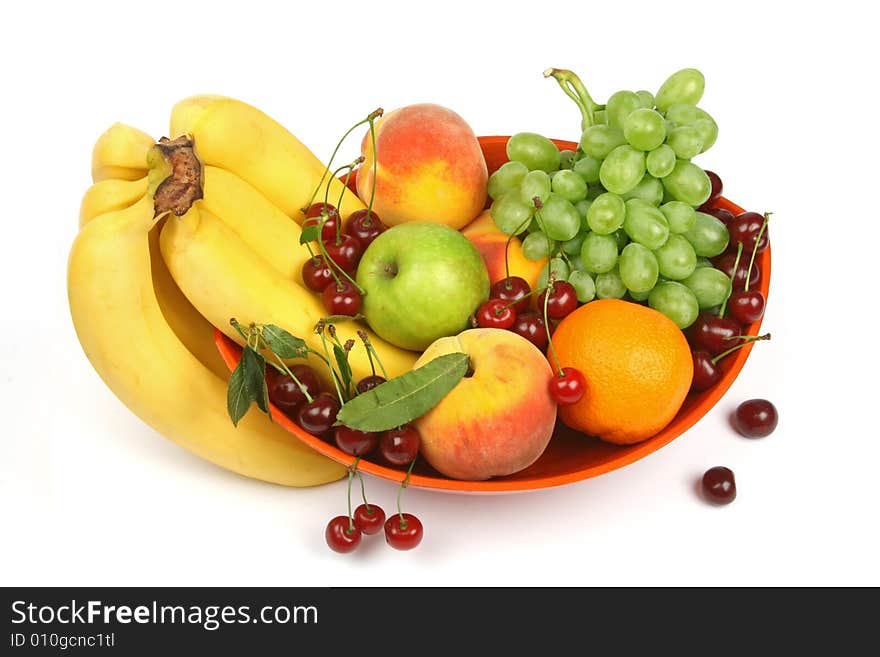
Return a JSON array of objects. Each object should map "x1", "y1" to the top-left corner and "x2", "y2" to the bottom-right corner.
[
  {"x1": 519, "y1": 170, "x2": 552, "y2": 207},
  {"x1": 586, "y1": 192, "x2": 626, "y2": 234},
  {"x1": 636, "y1": 90, "x2": 655, "y2": 108},
  {"x1": 628, "y1": 288, "x2": 651, "y2": 301},
  {"x1": 527, "y1": 217, "x2": 543, "y2": 234},
  {"x1": 586, "y1": 184, "x2": 607, "y2": 201},
  {"x1": 606, "y1": 90, "x2": 643, "y2": 129},
  {"x1": 614, "y1": 228, "x2": 630, "y2": 251},
  {"x1": 653, "y1": 234, "x2": 697, "y2": 280},
  {"x1": 659, "y1": 201, "x2": 696, "y2": 234},
  {"x1": 665, "y1": 105, "x2": 718, "y2": 151},
  {"x1": 621, "y1": 175, "x2": 664, "y2": 206},
  {"x1": 506, "y1": 132, "x2": 561, "y2": 171},
  {"x1": 569, "y1": 253, "x2": 587, "y2": 272},
  {"x1": 573, "y1": 155, "x2": 602, "y2": 184},
  {"x1": 648, "y1": 281, "x2": 700, "y2": 328},
  {"x1": 580, "y1": 125, "x2": 627, "y2": 159},
  {"x1": 622, "y1": 108, "x2": 666, "y2": 151},
  {"x1": 538, "y1": 257, "x2": 571, "y2": 289},
  {"x1": 580, "y1": 232, "x2": 619, "y2": 274},
  {"x1": 551, "y1": 169, "x2": 588, "y2": 203},
  {"x1": 599, "y1": 145, "x2": 646, "y2": 195},
  {"x1": 691, "y1": 118, "x2": 718, "y2": 153},
  {"x1": 568, "y1": 270, "x2": 596, "y2": 303},
  {"x1": 522, "y1": 231, "x2": 556, "y2": 261},
  {"x1": 487, "y1": 161, "x2": 528, "y2": 200},
  {"x1": 539, "y1": 193, "x2": 581, "y2": 241},
  {"x1": 683, "y1": 211, "x2": 729, "y2": 257},
  {"x1": 619, "y1": 243, "x2": 659, "y2": 293},
  {"x1": 661, "y1": 159, "x2": 712, "y2": 207},
  {"x1": 695, "y1": 256, "x2": 713, "y2": 268},
  {"x1": 646, "y1": 144, "x2": 676, "y2": 178},
  {"x1": 623, "y1": 199, "x2": 670, "y2": 250},
  {"x1": 666, "y1": 125, "x2": 704, "y2": 159},
  {"x1": 559, "y1": 149, "x2": 577, "y2": 170},
  {"x1": 654, "y1": 68, "x2": 705, "y2": 112},
  {"x1": 490, "y1": 193, "x2": 533, "y2": 235},
  {"x1": 681, "y1": 267, "x2": 732, "y2": 309},
  {"x1": 596, "y1": 266, "x2": 627, "y2": 299},
  {"x1": 562, "y1": 231, "x2": 588, "y2": 256},
  {"x1": 574, "y1": 198, "x2": 592, "y2": 221}
]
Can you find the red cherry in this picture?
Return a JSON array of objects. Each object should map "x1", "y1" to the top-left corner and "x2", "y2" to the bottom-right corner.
[
  {"x1": 537, "y1": 280, "x2": 579, "y2": 319},
  {"x1": 304, "y1": 203, "x2": 340, "y2": 242},
  {"x1": 353, "y1": 504, "x2": 386, "y2": 535},
  {"x1": 705, "y1": 206, "x2": 735, "y2": 226},
  {"x1": 688, "y1": 313, "x2": 743, "y2": 356},
  {"x1": 701, "y1": 467, "x2": 736, "y2": 505},
  {"x1": 334, "y1": 426, "x2": 378, "y2": 456},
  {"x1": 511, "y1": 311, "x2": 548, "y2": 350},
  {"x1": 489, "y1": 276, "x2": 532, "y2": 313},
  {"x1": 380, "y1": 426, "x2": 421, "y2": 466},
  {"x1": 703, "y1": 170, "x2": 723, "y2": 205},
  {"x1": 475, "y1": 298, "x2": 516, "y2": 329},
  {"x1": 691, "y1": 351, "x2": 721, "y2": 392},
  {"x1": 301, "y1": 256, "x2": 334, "y2": 293},
  {"x1": 325, "y1": 515, "x2": 362, "y2": 553},
  {"x1": 345, "y1": 209, "x2": 387, "y2": 248},
  {"x1": 549, "y1": 367, "x2": 586, "y2": 405},
  {"x1": 713, "y1": 252, "x2": 761, "y2": 291},
  {"x1": 296, "y1": 392, "x2": 340, "y2": 435},
  {"x1": 323, "y1": 234, "x2": 363, "y2": 274},
  {"x1": 356, "y1": 375, "x2": 386, "y2": 394},
  {"x1": 384, "y1": 513, "x2": 423, "y2": 550},
  {"x1": 266, "y1": 364, "x2": 321, "y2": 415},
  {"x1": 728, "y1": 290, "x2": 766, "y2": 324},
  {"x1": 728, "y1": 212, "x2": 769, "y2": 255},
  {"x1": 322, "y1": 279, "x2": 362, "y2": 316},
  {"x1": 733, "y1": 399, "x2": 778, "y2": 438}
]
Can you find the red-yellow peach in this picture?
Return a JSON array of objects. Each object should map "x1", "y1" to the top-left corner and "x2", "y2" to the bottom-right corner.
[
  {"x1": 461, "y1": 210, "x2": 547, "y2": 293},
  {"x1": 412, "y1": 329, "x2": 557, "y2": 481},
  {"x1": 357, "y1": 104, "x2": 487, "y2": 230}
]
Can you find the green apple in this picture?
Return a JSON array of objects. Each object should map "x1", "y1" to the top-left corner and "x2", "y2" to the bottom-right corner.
[{"x1": 356, "y1": 222, "x2": 490, "y2": 351}]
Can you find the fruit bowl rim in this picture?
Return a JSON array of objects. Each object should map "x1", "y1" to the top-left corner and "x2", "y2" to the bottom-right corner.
[{"x1": 215, "y1": 135, "x2": 771, "y2": 494}]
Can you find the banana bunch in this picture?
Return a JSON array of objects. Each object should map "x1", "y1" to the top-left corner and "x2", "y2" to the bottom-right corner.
[{"x1": 70, "y1": 96, "x2": 418, "y2": 486}]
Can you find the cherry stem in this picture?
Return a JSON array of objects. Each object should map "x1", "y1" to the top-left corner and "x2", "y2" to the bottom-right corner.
[
  {"x1": 358, "y1": 330, "x2": 388, "y2": 380},
  {"x1": 316, "y1": 323, "x2": 346, "y2": 405},
  {"x1": 303, "y1": 111, "x2": 378, "y2": 218},
  {"x1": 364, "y1": 113, "x2": 381, "y2": 226},
  {"x1": 397, "y1": 458, "x2": 417, "y2": 528},
  {"x1": 334, "y1": 157, "x2": 365, "y2": 241},
  {"x1": 542, "y1": 274, "x2": 565, "y2": 376},
  {"x1": 543, "y1": 67, "x2": 600, "y2": 130},
  {"x1": 345, "y1": 457, "x2": 361, "y2": 535},
  {"x1": 313, "y1": 220, "x2": 366, "y2": 295},
  {"x1": 231, "y1": 319, "x2": 314, "y2": 404},
  {"x1": 719, "y1": 242, "x2": 743, "y2": 318},
  {"x1": 503, "y1": 213, "x2": 534, "y2": 282},
  {"x1": 745, "y1": 212, "x2": 771, "y2": 292},
  {"x1": 355, "y1": 466, "x2": 371, "y2": 512},
  {"x1": 711, "y1": 332, "x2": 771, "y2": 364},
  {"x1": 326, "y1": 324, "x2": 353, "y2": 399}
]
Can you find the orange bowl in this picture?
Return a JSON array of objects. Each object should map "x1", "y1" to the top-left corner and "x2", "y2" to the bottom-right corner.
[{"x1": 215, "y1": 136, "x2": 770, "y2": 493}]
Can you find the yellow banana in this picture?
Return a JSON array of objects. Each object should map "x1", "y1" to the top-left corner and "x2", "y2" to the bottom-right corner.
[
  {"x1": 79, "y1": 176, "x2": 149, "y2": 228},
  {"x1": 160, "y1": 204, "x2": 418, "y2": 386},
  {"x1": 68, "y1": 192, "x2": 345, "y2": 486},
  {"x1": 170, "y1": 95, "x2": 366, "y2": 223},
  {"x1": 91, "y1": 123, "x2": 154, "y2": 182}
]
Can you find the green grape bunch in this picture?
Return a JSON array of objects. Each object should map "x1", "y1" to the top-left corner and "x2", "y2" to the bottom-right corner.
[{"x1": 486, "y1": 66, "x2": 731, "y2": 329}]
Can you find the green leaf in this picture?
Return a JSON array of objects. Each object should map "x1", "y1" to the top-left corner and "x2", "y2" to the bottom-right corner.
[
  {"x1": 333, "y1": 344, "x2": 352, "y2": 394},
  {"x1": 226, "y1": 347, "x2": 267, "y2": 426},
  {"x1": 299, "y1": 223, "x2": 320, "y2": 245},
  {"x1": 336, "y1": 352, "x2": 468, "y2": 432},
  {"x1": 261, "y1": 324, "x2": 308, "y2": 359}
]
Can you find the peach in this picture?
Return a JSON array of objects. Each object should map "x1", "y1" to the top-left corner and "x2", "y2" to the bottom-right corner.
[
  {"x1": 461, "y1": 209, "x2": 547, "y2": 292},
  {"x1": 357, "y1": 104, "x2": 487, "y2": 230},
  {"x1": 412, "y1": 329, "x2": 557, "y2": 481}
]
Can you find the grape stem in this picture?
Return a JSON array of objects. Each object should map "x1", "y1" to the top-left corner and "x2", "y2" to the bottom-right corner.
[
  {"x1": 718, "y1": 242, "x2": 743, "y2": 318},
  {"x1": 745, "y1": 213, "x2": 771, "y2": 292},
  {"x1": 712, "y1": 332, "x2": 771, "y2": 364},
  {"x1": 544, "y1": 68, "x2": 601, "y2": 130}
]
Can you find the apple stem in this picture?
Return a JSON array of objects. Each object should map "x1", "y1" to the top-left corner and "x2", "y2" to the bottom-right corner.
[
  {"x1": 397, "y1": 457, "x2": 417, "y2": 528},
  {"x1": 711, "y1": 332, "x2": 771, "y2": 364},
  {"x1": 542, "y1": 273, "x2": 565, "y2": 377},
  {"x1": 718, "y1": 242, "x2": 743, "y2": 318},
  {"x1": 745, "y1": 212, "x2": 771, "y2": 292}
]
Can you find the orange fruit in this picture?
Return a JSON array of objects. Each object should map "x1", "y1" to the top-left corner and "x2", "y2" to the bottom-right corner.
[{"x1": 552, "y1": 299, "x2": 693, "y2": 444}]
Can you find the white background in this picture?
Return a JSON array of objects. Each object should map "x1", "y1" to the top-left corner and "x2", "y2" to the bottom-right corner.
[{"x1": 1, "y1": 0, "x2": 878, "y2": 586}]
